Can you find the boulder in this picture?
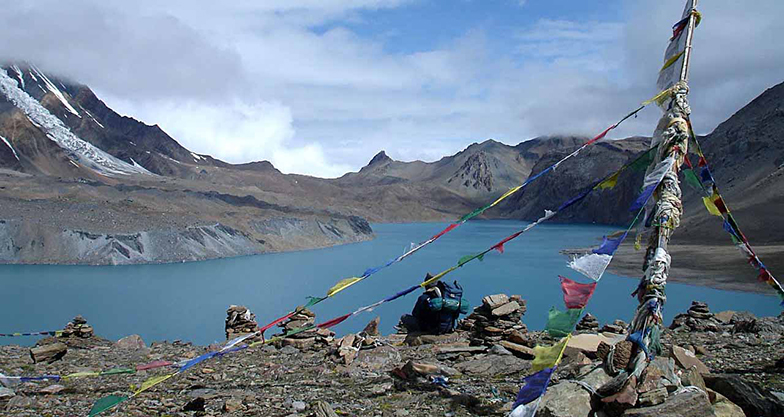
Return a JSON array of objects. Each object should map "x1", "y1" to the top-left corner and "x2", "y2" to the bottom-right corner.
[
  {"x1": 0, "y1": 387, "x2": 15, "y2": 400},
  {"x1": 115, "y1": 334, "x2": 146, "y2": 350},
  {"x1": 567, "y1": 333, "x2": 617, "y2": 358},
  {"x1": 313, "y1": 401, "x2": 339, "y2": 417},
  {"x1": 623, "y1": 390, "x2": 715, "y2": 417},
  {"x1": 707, "y1": 388, "x2": 745, "y2": 417},
  {"x1": 637, "y1": 388, "x2": 667, "y2": 407},
  {"x1": 670, "y1": 345, "x2": 709, "y2": 374},
  {"x1": 30, "y1": 343, "x2": 67, "y2": 364},
  {"x1": 704, "y1": 374, "x2": 784, "y2": 417},
  {"x1": 681, "y1": 367, "x2": 706, "y2": 392},
  {"x1": 362, "y1": 317, "x2": 380, "y2": 336},
  {"x1": 491, "y1": 301, "x2": 521, "y2": 317},
  {"x1": 714, "y1": 311, "x2": 735, "y2": 324},
  {"x1": 601, "y1": 375, "x2": 638, "y2": 416},
  {"x1": 538, "y1": 381, "x2": 592, "y2": 417}
]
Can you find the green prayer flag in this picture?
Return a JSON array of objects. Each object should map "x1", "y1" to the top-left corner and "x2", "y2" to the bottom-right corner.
[
  {"x1": 459, "y1": 206, "x2": 486, "y2": 223},
  {"x1": 458, "y1": 253, "x2": 482, "y2": 267},
  {"x1": 89, "y1": 395, "x2": 128, "y2": 416},
  {"x1": 545, "y1": 307, "x2": 582, "y2": 337},
  {"x1": 628, "y1": 149, "x2": 656, "y2": 172},
  {"x1": 682, "y1": 169, "x2": 703, "y2": 190}
]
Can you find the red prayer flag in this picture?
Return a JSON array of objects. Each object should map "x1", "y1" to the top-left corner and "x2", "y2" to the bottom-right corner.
[
  {"x1": 136, "y1": 361, "x2": 173, "y2": 372},
  {"x1": 698, "y1": 156, "x2": 708, "y2": 167},
  {"x1": 491, "y1": 231, "x2": 523, "y2": 254},
  {"x1": 559, "y1": 275, "x2": 597, "y2": 309},
  {"x1": 584, "y1": 126, "x2": 613, "y2": 146},
  {"x1": 682, "y1": 155, "x2": 693, "y2": 169},
  {"x1": 259, "y1": 312, "x2": 296, "y2": 335},
  {"x1": 758, "y1": 269, "x2": 772, "y2": 283},
  {"x1": 317, "y1": 313, "x2": 352, "y2": 329},
  {"x1": 713, "y1": 195, "x2": 728, "y2": 214},
  {"x1": 430, "y1": 223, "x2": 458, "y2": 240}
]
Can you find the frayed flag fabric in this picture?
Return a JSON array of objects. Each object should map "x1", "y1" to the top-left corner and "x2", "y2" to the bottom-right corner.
[{"x1": 512, "y1": 367, "x2": 555, "y2": 409}]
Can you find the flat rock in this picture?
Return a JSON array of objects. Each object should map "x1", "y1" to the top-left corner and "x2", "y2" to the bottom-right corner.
[
  {"x1": 671, "y1": 345, "x2": 709, "y2": 374},
  {"x1": 115, "y1": 334, "x2": 146, "y2": 350},
  {"x1": 454, "y1": 354, "x2": 529, "y2": 376},
  {"x1": 499, "y1": 341, "x2": 535, "y2": 359},
  {"x1": 638, "y1": 387, "x2": 667, "y2": 407},
  {"x1": 713, "y1": 311, "x2": 735, "y2": 324},
  {"x1": 482, "y1": 294, "x2": 509, "y2": 310},
  {"x1": 39, "y1": 384, "x2": 66, "y2": 395},
  {"x1": 566, "y1": 333, "x2": 617, "y2": 357},
  {"x1": 435, "y1": 345, "x2": 486, "y2": 354},
  {"x1": 623, "y1": 390, "x2": 715, "y2": 417},
  {"x1": 353, "y1": 346, "x2": 402, "y2": 371},
  {"x1": 491, "y1": 301, "x2": 521, "y2": 317}
]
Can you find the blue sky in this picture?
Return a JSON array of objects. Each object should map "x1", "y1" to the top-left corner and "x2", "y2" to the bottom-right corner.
[{"x1": 3, "y1": 0, "x2": 783, "y2": 177}]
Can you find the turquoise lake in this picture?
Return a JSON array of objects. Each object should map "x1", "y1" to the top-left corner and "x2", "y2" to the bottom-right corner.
[{"x1": 1, "y1": 221, "x2": 779, "y2": 346}]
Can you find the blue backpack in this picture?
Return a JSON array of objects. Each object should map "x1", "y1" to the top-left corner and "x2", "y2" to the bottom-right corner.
[{"x1": 428, "y1": 281, "x2": 470, "y2": 334}]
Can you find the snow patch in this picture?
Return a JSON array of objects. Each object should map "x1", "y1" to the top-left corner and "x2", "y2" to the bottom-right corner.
[
  {"x1": 31, "y1": 65, "x2": 81, "y2": 118},
  {"x1": 10, "y1": 65, "x2": 24, "y2": 89},
  {"x1": 129, "y1": 141, "x2": 137, "y2": 146},
  {"x1": 191, "y1": 152, "x2": 202, "y2": 161},
  {"x1": 0, "y1": 70, "x2": 151, "y2": 177},
  {"x1": 0, "y1": 135, "x2": 20, "y2": 161},
  {"x1": 69, "y1": 160, "x2": 80, "y2": 168},
  {"x1": 129, "y1": 158, "x2": 147, "y2": 170},
  {"x1": 82, "y1": 109, "x2": 105, "y2": 128},
  {"x1": 28, "y1": 70, "x2": 38, "y2": 82}
]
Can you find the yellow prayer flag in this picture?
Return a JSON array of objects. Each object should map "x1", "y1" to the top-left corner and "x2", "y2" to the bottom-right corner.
[
  {"x1": 597, "y1": 172, "x2": 620, "y2": 190},
  {"x1": 327, "y1": 277, "x2": 363, "y2": 297},
  {"x1": 488, "y1": 185, "x2": 523, "y2": 209},
  {"x1": 62, "y1": 371, "x2": 100, "y2": 380},
  {"x1": 702, "y1": 196, "x2": 722, "y2": 216},
  {"x1": 420, "y1": 266, "x2": 458, "y2": 288},
  {"x1": 532, "y1": 336, "x2": 570, "y2": 372},
  {"x1": 641, "y1": 86, "x2": 673, "y2": 106},
  {"x1": 659, "y1": 51, "x2": 685, "y2": 72},
  {"x1": 134, "y1": 373, "x2": 175, "y2": 395}
]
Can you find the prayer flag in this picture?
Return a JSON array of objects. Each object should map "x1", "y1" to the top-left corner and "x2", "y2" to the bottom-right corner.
[
  {"x1": 513, "y1": 367, "x2": 554, "y2": 408},
  {"x1": 597, "y1": 172, "x2": 620, "y2": 190},
  {"x1": 327, "y1": 277, "x2": 363, "y2": 297},
  {"x1": 510, "y1": 398, "x2": 542, "y2": 417},
  {"x1": 100, "y1": 368, "x2": 135, "y2": 376},
  {"x1": 627, "y1": 330, "x2": 651, "y2": 359},
  {"x1": 179, "y1": 352, "x2": 218, "y2": 372},
  {"x1": 700, "y1": 167, "x2": 712, "y2": 183},
  {"x1": 682, "y1": 169, "x2": 702, "y2": 190},
  {"x1": 559, "y1": 276, "x2": 597, "y2": 309},
  {"x1": 136, "y1": 361, "x2": 173, "y2": 372},
  {"x1": 89, "y1": 395, "x2": 128, "y2": 417},
  {"x1": 546, "y1": 308, "x2": 582, "y2": 338},
  {"x1": 135, "y1": 373, "x2": 175, "y2": 395},
  {"x1": 317, "y1": 314, "x2": 351, "y2": 329},
  {"x1": 63, "y1": 371, "x2": 100, "y2": 379},
  {"x1": 657, "y1": 0, "x2": 695, "y2": 91},
  {"x1": 430, "y1": 223, "x2": 458, "y2": 240},
  {"x1": 532, "y1": 337, "x2": 569, "y2": 372},
  {"x1": 568, "y1": 253, "x2": 612, "y2": 282},
  {"x1": 593, "y1": 234, "x2": 625, "y2": 256},
  {"x1": 702, "y1": 196, "x2": 722, "y2": 216}
]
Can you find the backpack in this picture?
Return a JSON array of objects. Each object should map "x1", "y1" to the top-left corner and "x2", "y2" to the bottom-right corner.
[{"x1": 427, "y1": 281, "x2": 469, "y2": 334}]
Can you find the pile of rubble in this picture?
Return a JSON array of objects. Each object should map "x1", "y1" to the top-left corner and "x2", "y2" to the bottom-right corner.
[
  {"x1": 669, "y1": 301, "x2": 722, "y2": 332},
  {"x1": 275, "y1": 307, "x2": 335, "y2": 350},
  {"x1": 459, "y1": 294, "x2": 532, "y2": 355},
  {"x1": 225, "y1": 305, "x2": 258, "y2": 340},
  {"x1": 59, "y1": 315, "x2": 93, "y2": 338}
]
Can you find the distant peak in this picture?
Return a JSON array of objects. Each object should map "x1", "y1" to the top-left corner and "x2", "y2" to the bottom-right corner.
[{"x1": 368, "y1": 150, "x2": 392, "y2": 166}]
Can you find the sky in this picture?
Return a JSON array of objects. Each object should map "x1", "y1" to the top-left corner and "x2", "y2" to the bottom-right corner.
[{"x1": 2, "y1": 0, "x2": 783, "y2": 178}]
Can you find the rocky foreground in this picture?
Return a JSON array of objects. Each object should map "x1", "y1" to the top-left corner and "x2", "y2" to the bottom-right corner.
[{"x1": 2, "y1": 299, "x2": 784, "y2": 416}]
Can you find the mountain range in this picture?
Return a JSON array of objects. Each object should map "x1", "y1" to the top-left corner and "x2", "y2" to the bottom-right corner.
[{"x1": 1, "y1": 64, "x2": 782, "y2": 274}]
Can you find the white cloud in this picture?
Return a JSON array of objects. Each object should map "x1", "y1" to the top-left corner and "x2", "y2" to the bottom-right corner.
[{"x1": 3, "y1": 0, "x2": 783, "y2": 177}]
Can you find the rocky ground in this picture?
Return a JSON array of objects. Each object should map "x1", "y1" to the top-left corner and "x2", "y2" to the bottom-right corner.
[{"x1": 2, "y1": 298, "x2": 784, "y2": 416}]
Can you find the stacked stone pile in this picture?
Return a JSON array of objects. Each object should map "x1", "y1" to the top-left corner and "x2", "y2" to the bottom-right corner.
[
  {"x1": 60, "y1": 315, "x2": 93, "y2": 338},
  {"x1": 600, "y1": 319, "x2": 628, "y2": 335},
  {"x1": 225, "y1": 305, "x2": 258, "y2": 340},
  {"x1": 276, "y1": 307, "x2": 335, "y2": 350},
  {"x1": 669, "y1": 301, "x2": 721, "y2": 332},
  {"x1": 576, "y1": 313, "x2": 600, "y2": 332},
  {"x1": 459, "y1": 294, "x2": 531, "y2": 355}
]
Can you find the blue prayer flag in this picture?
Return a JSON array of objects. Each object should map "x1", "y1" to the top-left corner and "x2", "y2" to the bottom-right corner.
[{"x1": 513, "y1": 367, "x2": 555, "y2": 409}]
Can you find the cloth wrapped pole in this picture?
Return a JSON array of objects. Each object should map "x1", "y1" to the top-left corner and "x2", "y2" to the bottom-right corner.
[{"x1": 627, "y1": 81, "x2": 690, "y2": 385}]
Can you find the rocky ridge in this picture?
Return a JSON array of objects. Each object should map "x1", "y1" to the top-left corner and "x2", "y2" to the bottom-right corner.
[{"x1": 2, "y1": 298, "x2": 783, "y2": 416}]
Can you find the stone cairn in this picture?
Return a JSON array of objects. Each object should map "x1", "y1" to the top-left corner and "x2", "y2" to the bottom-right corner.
[
  {"x1": 460, "y1": 294, "x2": 529, "y2": 348},
  {"x1": 669, "y1": 301, "x2": 721, "y2": 332},
  {"x1": 225, "y1": 305, "x2": 259, "y2": 340},
  {"x1": 60, "y1": 315, "x2": 93, "y2": 338},
  {"x1": 600, "y1": 319, "x2": 628, "y2": 335},
  {"x1": 576, "y1": 313, "x2": 600, "y2": 332},
  {"x1": 275, "y1": 307, "x2": 335, "y2": 350}
]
